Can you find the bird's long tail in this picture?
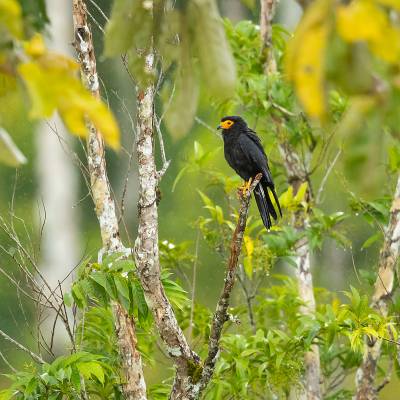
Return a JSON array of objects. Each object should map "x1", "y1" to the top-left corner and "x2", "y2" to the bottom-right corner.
[{"x1": 253, "y1": 180, "x2": 282, "y2": 230}]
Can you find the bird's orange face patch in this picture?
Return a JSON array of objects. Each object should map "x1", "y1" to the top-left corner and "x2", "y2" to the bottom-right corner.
[{"x1": 220, "y1": 119, "x2": 234, "y2": 129}]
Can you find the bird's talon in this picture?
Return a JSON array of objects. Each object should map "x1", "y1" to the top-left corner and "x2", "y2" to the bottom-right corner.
[{"x1": 240, "y1": 178, "x2": 253, "y2": 196}]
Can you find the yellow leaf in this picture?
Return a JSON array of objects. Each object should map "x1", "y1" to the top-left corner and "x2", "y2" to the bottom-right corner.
[
  {"x1": 278, "y1": 186, "x2": 294, "y2": 209},
  {"x1": 336, "y1": 0, "x2": 400, "y2": 64},
  {"x1": 0, "y1": 0, "x2": 23, "y2": 38},
  {"x1": 244, "y1": 235, "x2": 254, "y2": 257},
  {"x1": 294, "y1": 182, "x2": 308, "y2": 203},
  {"x1": 362, "y1": 326, "x2": 379, "y2": 339},
  {"x1": 376, "y1": 0, "x2": 400, "y2": 10},
  {"x1": 286, "y1": 0, "x2": 331, "y2": 118},
  {"x1": 243, "y1": 235, "x2": 254, "y2": 278},
  {"x1": 18, "y1": 60, "x2": 120, "y2": 150},
  {"x1": 24, "y1": 33, "x2": 46, "y2": 57}
]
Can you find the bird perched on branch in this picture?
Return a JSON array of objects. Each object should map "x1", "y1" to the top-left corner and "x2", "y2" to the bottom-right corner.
[{"x1": 218, "y1": 116, "x2": 282, "y2": 230}]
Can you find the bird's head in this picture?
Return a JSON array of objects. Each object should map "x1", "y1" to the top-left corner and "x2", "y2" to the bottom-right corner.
[{"x1": 217, "y1": 116, "x2": 246, "y2": 133}]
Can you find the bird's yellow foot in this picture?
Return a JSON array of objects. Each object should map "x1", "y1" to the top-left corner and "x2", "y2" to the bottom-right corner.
[{"x1": 240, "y1": 178, "x2": 253, "y2": 196}]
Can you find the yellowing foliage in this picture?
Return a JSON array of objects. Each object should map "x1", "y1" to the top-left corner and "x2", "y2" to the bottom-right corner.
[
  {"x1": 278, "y1": 182, "x2": 309, "y2": 211},
  {"x1": 243, "y1": 235, "x2": 254, "y2": 277},
  {"x1": 287, "y1": 0, "x2": 400, "y2": 120},
  {"x1": 18, "y1": 57, "x2": 120, "y2": 150},
  {"x1": 24, "y1": 33, "x2": 46, "y2": 57},
  {"x1": 376, "y1": 0, "x2": 400, "y2": 10},
  {"x1": 0, "y1": 0, "x2": 23, "y2": 38},
  {"x1": 336, "y1": 0, "x2": 400, "y2": 64},
  {"x1": 285, "y1": 0, "x2": 332, "y2": 119}
]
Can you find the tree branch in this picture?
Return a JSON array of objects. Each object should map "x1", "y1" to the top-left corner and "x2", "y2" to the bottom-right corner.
[
  {"x1": 199, "y1": 174, "x2": 262, "y2": 393},
  {"x1": 355, "y1": 176, "x2": 400, "y2": 400},
  {"x1": 0, "y1": 328, "x2": 45, "y2": 364},
  {"x1": 72, "y1": 2, "x2": 147, "y2": 399}
]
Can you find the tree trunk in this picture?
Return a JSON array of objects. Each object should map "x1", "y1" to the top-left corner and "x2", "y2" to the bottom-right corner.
[
  {"x1": 355, "y1": 176, "x2": 400, "y2": 399},
  {"x1": 134, "y1": 51, "x2": 201, "y2": 400},
  {"x1": 279, "y1": 143, "x2": 321, "y2": 400},
  {"x1": 260, "y1": 1, "x2": 322, "y2": 397},
  {"x1": 72, "y1": 1, "x2": 147, "y2": 399},
  {"x1": 260, "y1": 0, "x2": 277, "y2": 73},
  {"x1": 36, "y1": 0, "x2": 80, "y2": 350}
]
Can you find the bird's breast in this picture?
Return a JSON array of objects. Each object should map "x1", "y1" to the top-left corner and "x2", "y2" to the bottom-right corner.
[{"x1": 223, "y1": 135, "x2": 252, "y2": 180}]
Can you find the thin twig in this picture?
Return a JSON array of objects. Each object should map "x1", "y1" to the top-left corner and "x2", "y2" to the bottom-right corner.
[
  {"x1": 0, "y1": 350, "x2": 17, "y2": 372},
  {"x1": 189, "y1": 230, "x2": 200, "y2": 341},
  {"x1": 316, "y1": 148, "x2": 342, "y2": 204},
  {"x1": 195, "y1": 116, "x2": 221, "y2": 138},
  {"x1": 0, "y1": 329, "x2": 45, "y2": 364}
]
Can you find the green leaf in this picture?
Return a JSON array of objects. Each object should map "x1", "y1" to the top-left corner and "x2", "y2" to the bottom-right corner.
[
  {"x1": 115, "y1": 276, "x2": 130, "y2": 310},
  {"x1": 131, "y1": 279, "x2": 148, "y2": 322},
  {"x1": 63, "y1": 292, "x2": 73, "y2": 307},
  {"x1": 188, "y1": 0, "x2": 236, "y2": 100},
  {"x1": 104, "y1": 0, "x2": 152, "y2": 56},
  {"x1": 164, "y1": 16, "x2": 199, "y2": 139},
  {"x1": 0, "y1": 389, "x2": 13, "y2": 400},
  {"x1": 361, "y1": 232, "x2": 381, "y2": 249},
  {"x1": 71, "y1": 282, "x2": 86, "y2": 308},
  {"x1": 172, "y1": 165, "x2": 189, "y2": 192},
  {"x1": 77, "y1": 361, "x2": 105, "y2": 385},
  {"x1": 294, "y1": 182, "x2": 308, "y2": 203}
]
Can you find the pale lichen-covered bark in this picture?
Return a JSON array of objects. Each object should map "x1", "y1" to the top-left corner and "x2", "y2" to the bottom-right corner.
[
  {"x1": 279, "y1": 142, "x2": 321, "y2": 400},
  {"x1": 260, "y1": 0, "x2": 277, "y2": 74},
  {"x1": 355, "y1": 177, "x2": 400, "y2": 400},
  {"x1": 72, "y1": 2, "x2": 147, "y2": 399},
  {"x1": 134, "y1": 52, "x2": 201, "y2": 400},
  {"x1": 259, "y1": 0, "x2": 322, "y2": 395}
]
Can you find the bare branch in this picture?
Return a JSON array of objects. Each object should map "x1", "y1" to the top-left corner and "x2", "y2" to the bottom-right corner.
[
  {"x1": 0, "y1": 350, "x2": 17, "y2": 372},
  {"x1": 188, "y1": 230, "x2": 200, "y2": 342},
  {"x1": 0, "y1": 328, "x2": 45, "y2": 364},
  {"x1": 316, "y1": 148, "x2": 342, "y2": 204},
  {"x1": 199, "y1": 175, "x2": 262, "y2": 392}
]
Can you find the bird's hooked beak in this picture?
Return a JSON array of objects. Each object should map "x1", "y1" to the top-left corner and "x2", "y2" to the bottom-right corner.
[
  {"x1": 217, "y1": 124, "x2": 222, "y2": 130},
  {"x1": 217, "y1": 120, "x2": 234, "y2": 130}
]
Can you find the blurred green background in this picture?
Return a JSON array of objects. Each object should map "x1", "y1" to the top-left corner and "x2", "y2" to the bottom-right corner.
[{"x1": 0, "y1": 0, "x2": 398, "y2": 398}]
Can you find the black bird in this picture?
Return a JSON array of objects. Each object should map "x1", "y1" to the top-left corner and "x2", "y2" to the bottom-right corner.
[{"x1": 218, "y1": 116, "x2": 282, "y2": 230}]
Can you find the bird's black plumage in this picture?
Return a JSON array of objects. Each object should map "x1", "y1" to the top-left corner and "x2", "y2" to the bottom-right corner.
[{"x1": 218, "y1": 116, "x2": 282, "y2": 230}]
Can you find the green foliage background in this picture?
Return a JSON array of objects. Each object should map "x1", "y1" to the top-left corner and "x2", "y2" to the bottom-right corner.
[{"x1": 1, "y1": 0, "x2": 400, "y2": 399}]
